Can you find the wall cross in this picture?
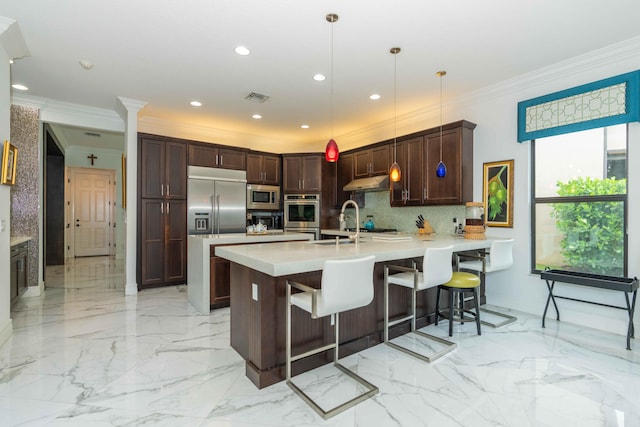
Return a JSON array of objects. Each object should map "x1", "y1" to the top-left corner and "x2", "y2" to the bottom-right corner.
[{"x1": 88, "y1": 154, "x2": 98, "y2": 165}]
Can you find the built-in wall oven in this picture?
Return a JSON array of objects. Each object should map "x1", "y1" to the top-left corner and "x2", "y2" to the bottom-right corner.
[{"x1": 283, "y1": 194, "x2": 320, "y2": 240}]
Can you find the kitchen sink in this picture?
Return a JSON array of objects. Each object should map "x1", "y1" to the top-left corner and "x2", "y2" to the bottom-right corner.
[{"x1": 311, "y1": 238, "x2": 366, "y2": 245}]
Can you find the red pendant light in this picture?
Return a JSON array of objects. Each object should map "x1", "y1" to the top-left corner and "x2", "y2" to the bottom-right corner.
[
  {"x1": 324, "y1": 13, "x2": 339, "y2": 163},
  {"x1": 325, "y1": 138, "x2": 339, "y2": 162}
]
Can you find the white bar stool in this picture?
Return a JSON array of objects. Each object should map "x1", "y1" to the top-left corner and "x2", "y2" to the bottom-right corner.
[
  {"x1": 286, "y1": 255, "x2": 378, "y2": 420},
  {"x1": 383, "y1": 245, "x2": 457, "y2": 362},
  {"x1": 457, "y1": 239, "x2": 516, "y2": 327}
]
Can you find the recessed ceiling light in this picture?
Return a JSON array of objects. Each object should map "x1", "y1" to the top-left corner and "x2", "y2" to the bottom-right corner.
[
  {"x1": 235, "y1": 46, "x2": 250, "y2": 56},
  {"x1": 9, "y1": 59, "x2": 14, "y2": 64},
  {"x1": 11, "y1": 84, "x2": 28, "y2": 91},
  {"x1": 313, "y1": 74, "x2": 326, "y2": 81},
  {"x1": 190, "y1": 101, "x2": 202, "y2": 107},
  {"x1": 370, "y1": 94, "x2": 381, "y2": 100},
  {"x1": 301, "y1": 124, "x2": 310, "y2": 129},
  {"x1": 252, "y1": 114, "x2": 262, "y2": 119}
]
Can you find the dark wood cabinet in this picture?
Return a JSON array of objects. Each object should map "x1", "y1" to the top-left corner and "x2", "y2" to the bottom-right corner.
[
  {"x1": 283, "y1": 155, "x2": 322, "y2": 193},
  {"x1": 247, "y1": 153, "x2": 281, "y2": 185},
  {"x1": 140, "y1": 137, "x2": 187, "y2": 199},
  {"x1": 139, "y1": 199, "x2": 187, "y2": 287},
  {"x1": 390, "y1": 136, "x2": 424, "y2": 206},
  {"x1": 138, "y1": 134, "x2": 188, "y2": 288},
  {"x1": 336, "y1": 153, "x2": 354, "y2": 206},
  {"x1": 10, "y1": 241, "x2": 28, "y2": 303},
  {"x1": 188, "y1": 143, "x2": 246, "y2": 170},
  {"x1": 353, "y1": 144, "x2": 390, "y2": 178},
  {"x1": 390, "y1": 121, "x2": 475, "y2": 207},
  {"x1": 210, "y1": 255, "x2": 231, "y2": 307}
]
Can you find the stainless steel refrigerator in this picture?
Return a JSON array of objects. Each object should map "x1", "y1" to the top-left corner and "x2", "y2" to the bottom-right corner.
[{"x1": 187, "y1": 166, "x2": 247, "y2": 235}]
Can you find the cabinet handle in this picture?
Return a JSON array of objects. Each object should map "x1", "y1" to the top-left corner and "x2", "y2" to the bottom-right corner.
[
  {"x1": 167, "y1": 202, "x2": 170, "y2": 214},
  {"x1": 161, "y1": 203, "x2": 164, "y2": 214},
  {"x1": 161, "y1": 184, "x2": 164, "y2": 196},
  {"x1": 299, "y1": 179, "x2": 301, "y2": 189},
  {"x1": 424, "y1": 187, "x2": 427, "y2": 200},
  {"x1": 166, "y1": 185, "x2": 170, "y2": 197},
  {"x1": 220, "y1": 155, "x2": 223, "y2": 165}
]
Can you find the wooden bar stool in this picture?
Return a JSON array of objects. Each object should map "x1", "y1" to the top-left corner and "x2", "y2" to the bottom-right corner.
[
  {"x1": 384, "y1": 245, "x2": 457, "y2": 362},
  {"x1": 286, "y1": 255, "x2": 378, "y2": 420},
  {"x1": 436, "y1": 272, "x2": 482, "y2": 336}
]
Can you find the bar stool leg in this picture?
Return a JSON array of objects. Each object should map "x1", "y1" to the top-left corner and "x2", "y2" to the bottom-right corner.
[
  {"x1": 474, "y1": 288, "x2": 482, "y2": 335},
  {"x1": 448, "y1": 288, "x2": 455, "y2": 337},
  {"x1": 435, "y1": 286, "x2": 441, "y2": 326}
]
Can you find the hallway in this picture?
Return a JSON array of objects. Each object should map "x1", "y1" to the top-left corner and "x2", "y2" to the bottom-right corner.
[{"x1": 2, "y1": 257, "x2": 640, "y2": 426}]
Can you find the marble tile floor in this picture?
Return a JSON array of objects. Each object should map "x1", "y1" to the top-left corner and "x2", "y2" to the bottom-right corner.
[{"x1": 2, "y1": 257, "x2": 640, "y2": 426}]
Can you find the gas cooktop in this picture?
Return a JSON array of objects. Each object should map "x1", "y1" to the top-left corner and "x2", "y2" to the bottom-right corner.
[{"x1": 345, "y1": 227, "x2": 398, "y2": 233}]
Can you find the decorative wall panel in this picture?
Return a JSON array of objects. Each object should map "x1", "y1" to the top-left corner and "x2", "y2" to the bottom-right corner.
[{"x1": 10, "y1": 105, "x2": 40, "y2": 288}]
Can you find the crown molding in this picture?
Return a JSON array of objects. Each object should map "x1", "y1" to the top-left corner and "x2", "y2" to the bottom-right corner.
[{"x1": 11, "y1": 94, "x2": 124, "y2": 132}]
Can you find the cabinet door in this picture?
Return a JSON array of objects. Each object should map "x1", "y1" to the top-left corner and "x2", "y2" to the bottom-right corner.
[
  {"x1": 336, "y1": 153, "x2": 354, "y2": 206},
  {"x1": 246, "y1": 154, "x2": 263, "y2": 183},
  {"x1": 140, "y1": 137, "x2": 165, "y2": 199},
  {"x1": 165, "y1": 200, "x2": 187, "y2": 283},
  {"x1": 210, "y1": 256, "x2": 231, "y2": 307},
  {"x1": 370, "y1": 144, "x2": 390, "y2": 176},
  {"x1": 353, "y1": 150, "x2": 372, "y2": 178},
  {"x1": 188, "y1": 144, "x2": 218, "y2": 168},
  {"x1": 390, "y1": 137, "x2": 423, "y2": 206},
  {"x1": 424, "y1": 128, "x2": 461, "y2": 204},
  {"x1": 166, "y1": 142, "x2": 187, "y2": 199},
  {"x1": 301, "y1": 155, "x2": 322, "y2": 191},
  {"x1": 283, "y1": 157, "x2": 302, "y2": 192},
  {"x1": 140, "y1": 199, "x2": 165, "y2": 286},
  {"x1": 262, "y1": 154, "x2": 281, "y2": 185},
  {"x1": 218, "y1": 147, "x2": 246, "y2": 170}
]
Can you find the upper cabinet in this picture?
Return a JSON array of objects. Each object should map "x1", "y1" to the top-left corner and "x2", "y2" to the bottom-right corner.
[
  {"x1": 247, "y1": 153, "x2": 281, "y2": 185},
  {"x1": 140, "y1": 136, "x2": 187, "y2": 199},
  {"x1": 283, "y1": 154, "x2": 322, "y2": 193},
  {"x1": 335, "y1": 153, "x2": 354, "y2": 206},
  {"x1": 188, "y1": 143, "x2": 246, "y2": 170},
  {"x1": 390, "y1": 120, "x2": 475, "y2": 207},
  {"x1": 353, "y1": 144, "x2": 390, "y2": 178}
]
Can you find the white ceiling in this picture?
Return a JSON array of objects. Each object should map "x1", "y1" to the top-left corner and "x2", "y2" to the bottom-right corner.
[{"x1": 4, "y1": 0, "x2": 640, "y2": 153}]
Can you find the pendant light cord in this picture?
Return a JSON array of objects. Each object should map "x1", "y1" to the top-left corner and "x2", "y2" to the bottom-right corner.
[
  {"x1": 393, "y1": 50, "x2": 397, "y2": 162},
  {"x1": 330, "y1": 17, "x2": 335, "y2": 140},
  {"x1": 439, "y1": 71, "x2": 443, "y2": 162}
]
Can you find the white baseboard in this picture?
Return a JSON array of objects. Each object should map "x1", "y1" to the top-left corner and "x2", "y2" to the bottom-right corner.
[
  {"x1": 21, "y1": 281, "x2": 44, "y2": 298},
  {"x1": 0, "y1": 318, "x2": 13, "y2": 349},
  {"x1": 125, "y1": 282, "x2": 138, "y2": 296}
]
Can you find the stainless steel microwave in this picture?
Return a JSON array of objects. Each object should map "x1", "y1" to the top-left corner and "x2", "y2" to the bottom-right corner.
[{"x1": 247, "y1": 184, "x2": 281, "y2": 210}]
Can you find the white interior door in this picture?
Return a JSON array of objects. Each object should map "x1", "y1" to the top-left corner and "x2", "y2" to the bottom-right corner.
[{"x1": 72, "y1": 169, "x2": 113, "y2": 257}]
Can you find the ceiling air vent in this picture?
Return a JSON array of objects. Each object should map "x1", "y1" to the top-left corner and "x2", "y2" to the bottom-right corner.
[{"x1": 245, "y1": 92, "x2": 270, "y2": 103}]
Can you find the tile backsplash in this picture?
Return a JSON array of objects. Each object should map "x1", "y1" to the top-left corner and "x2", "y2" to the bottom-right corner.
[{"x1": 341, "y1": 191, "x2": 467, "y2": 235}]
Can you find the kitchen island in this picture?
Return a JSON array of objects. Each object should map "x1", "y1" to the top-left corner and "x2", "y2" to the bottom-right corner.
[
  {"x1": 187, "y1": 231, "x2": 314, "y2": 314},
  {"x1": 216, "y1": 235, "x2": 496, "y2": 388}
]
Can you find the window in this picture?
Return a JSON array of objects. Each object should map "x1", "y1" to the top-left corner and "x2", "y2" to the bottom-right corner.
[{"x1": 531, "y1": 124, "x2": 627, "y2": 276}]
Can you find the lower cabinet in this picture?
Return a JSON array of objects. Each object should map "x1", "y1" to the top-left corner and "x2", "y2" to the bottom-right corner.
[
  {"x1": 210, "y1": 255, "x2": 231, "y2": 308},
  {"x1": 139, "y1": 199, "x2": 187, "y2": 288},
  {"x1": 10, "y1": 241, "x2": 28, "y2": 302}
]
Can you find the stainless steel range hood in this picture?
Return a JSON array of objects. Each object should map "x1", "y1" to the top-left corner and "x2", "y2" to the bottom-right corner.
[{"x1": 343, "y1": 175, "x2": 389, "y2": 192}]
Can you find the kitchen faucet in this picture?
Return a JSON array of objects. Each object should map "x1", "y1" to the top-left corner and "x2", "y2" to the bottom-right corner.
[{"x1": 341, "y1": 199, "x2": 359, "y2": 246}]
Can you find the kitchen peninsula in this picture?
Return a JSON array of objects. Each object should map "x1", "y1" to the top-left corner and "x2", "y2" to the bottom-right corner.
[
  {"x1": 187, "y1": 232, "x2": 314, "y2": 314},
  {"x1": 216, "y1": 235, "x2": 496, "y2": 388}
]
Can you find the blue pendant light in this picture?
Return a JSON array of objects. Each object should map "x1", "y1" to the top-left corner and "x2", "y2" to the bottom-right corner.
[{"x1": 436, "y1": 70, "x2": 447, "y2": 178}]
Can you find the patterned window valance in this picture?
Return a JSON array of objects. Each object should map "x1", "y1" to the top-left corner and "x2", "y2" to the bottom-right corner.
[{"x1": 517, "y1": 70, "x2": 640, "y2": 142}]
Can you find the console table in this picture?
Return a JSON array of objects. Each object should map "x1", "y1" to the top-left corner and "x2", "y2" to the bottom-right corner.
[{"x1": 540, "y1": 269, "x2": 638, "y2": 350}]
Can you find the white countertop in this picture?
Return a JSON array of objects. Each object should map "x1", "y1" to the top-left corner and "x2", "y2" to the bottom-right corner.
[
  {"x1": 188, "y1": 230, "x2": 313, "y2": 246},
  {"x1": 10, "y1": 236, "x2": 32, "y2": 246},
  {"x1": 216, "y1": 234, "x2": 494, "y2": 277},
  {"x1": 187, "y1": 231, "x2": 314, "y2": 314}
]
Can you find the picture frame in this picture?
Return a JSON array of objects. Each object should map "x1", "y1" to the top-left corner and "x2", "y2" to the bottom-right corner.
[
  {"x1": 1, "y1": 141, "x2": 18, "y2": 185},
  {"x1": 121, "y1": 153, "x2": 127, "y2": 209},
  {"x1": 483, "y1": 159, "x2": 514, "y2": 227}
]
